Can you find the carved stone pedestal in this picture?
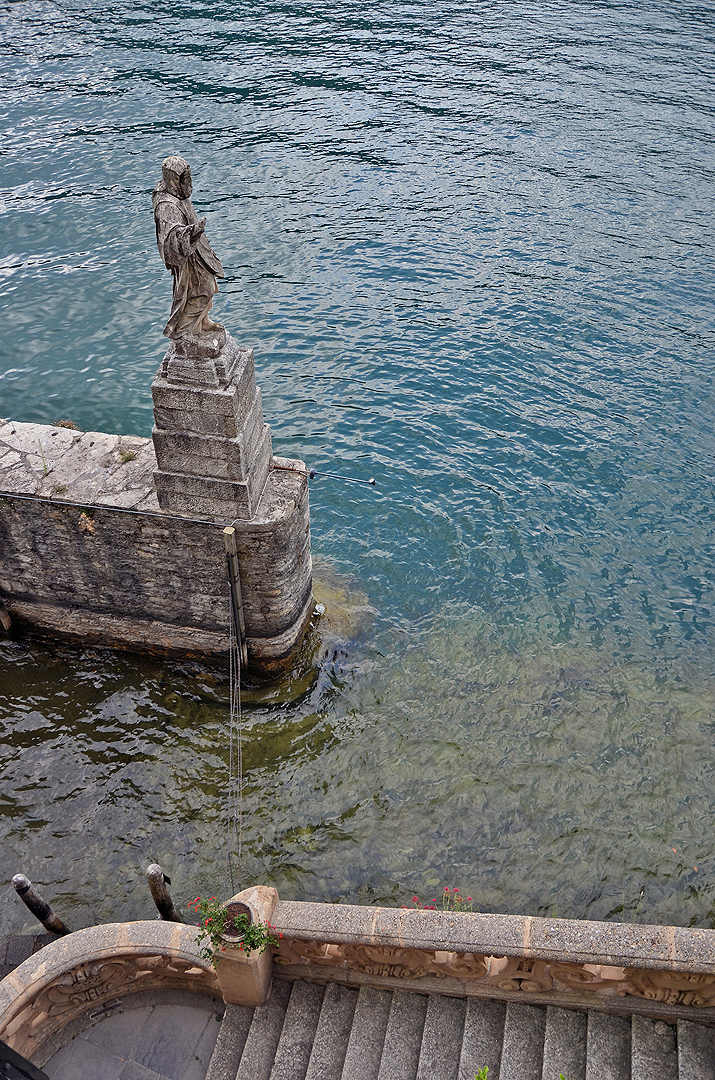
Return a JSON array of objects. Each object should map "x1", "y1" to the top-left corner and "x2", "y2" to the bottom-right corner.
[
  {"x1": 150, "y1": 333, "x2": 313, "y2": 672},
  {"x1": 152, "y1": 333, "x2": 273, "y2": 522}
]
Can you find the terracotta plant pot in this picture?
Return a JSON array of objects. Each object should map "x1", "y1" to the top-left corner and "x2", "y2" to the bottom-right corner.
[{"x1": 220, "y1": 901, "x2": 253, "y2": 946}]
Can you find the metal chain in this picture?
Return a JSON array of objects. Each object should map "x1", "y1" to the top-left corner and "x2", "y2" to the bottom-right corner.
[{"x1": 226, "y1": 589, "x2": 243, "y2": 896}]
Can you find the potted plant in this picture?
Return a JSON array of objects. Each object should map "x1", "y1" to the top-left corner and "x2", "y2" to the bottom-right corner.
[{"x1": 189, "y1": 895, "x2": 281, "y2": 966}]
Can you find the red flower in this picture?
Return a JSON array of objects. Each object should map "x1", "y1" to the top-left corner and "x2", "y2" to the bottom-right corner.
[
  {"x1": 444, "y1": 886, "x2": 449, "y2": 892},
  {"x1": 454, "y1": 888, "x2": 459, "y2": 893},
  {"x1": 412, "y1": 896, "x2": 419, "y2": 902}
]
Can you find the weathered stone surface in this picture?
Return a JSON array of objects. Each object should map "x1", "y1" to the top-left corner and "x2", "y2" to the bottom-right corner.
[
  {"x1": 151, "y1": 358, "x2": 255, "y2": 424},
  {"x1": 151, "y1": 334, "x2": 275, "y2": 523},
  {"x1": 0, "y1": 421, "x2": 159, "y2": 509},
  {"x1": 271, "y1": 902, "x2": 715, "y2": 975},
  {"x1": 152, "y1": 411, "x2": 271, "y2": 483},
  {"x1": 153, "y1": 155, "x2": 226, "y2": 359},
  {"x1": 0, "y1": 920, "x2": 219, "y2": 1060},
  {"x1": 0, "y1": 423, "x2": 313, "y2": 669}
]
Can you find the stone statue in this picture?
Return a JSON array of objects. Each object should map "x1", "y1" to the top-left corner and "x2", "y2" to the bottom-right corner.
[{"x1": 152, "y1": 155, "x2": 226, "y2": 359}]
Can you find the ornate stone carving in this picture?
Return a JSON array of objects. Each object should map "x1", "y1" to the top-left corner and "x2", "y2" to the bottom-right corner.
[
  {"x1": 549, "y1": 962, "x2": 625, "y2": 994},
  {"x1": 152, "y1": 156, "x2": 226, "y2": 360},
  {"x1": 342, "y1": 945, "x2": 434, "y2": 980},
  {"x1": 488, "y1": 957, "x2": 553, "y2": 994},
  {"x1": 274, "y1": 936, "x2": 715, "y2": 1012},
  {"x1": 4, "y1": 952, "x2": 218, "y2": 1058},
  {"x1": 621, "y1": 969, "x2": 715, "y2": 1008},
  {"x1": 274, "y1": 939, "x2": 340, "y2": 968}
]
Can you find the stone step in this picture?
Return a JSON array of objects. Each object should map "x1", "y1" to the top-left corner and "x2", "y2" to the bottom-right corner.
[
  {"x1": 235, "y1": 977, "x2": 293, "y2": 1080},
  {"x1": 377, "y1": 989, "x2": 428, "y2": 1080},
  {"x1": 631, "y1": 1014, "x2": 678, "y2": 1080},
  {"x1": 341, "y1": 986, "x2": 393, "y2": 1080},
  {"x1": 416, "y1": 994, "x2": 467, "y2": 1080},
  {"x1": 205, "y1": 1003, "x2": 254, "y2": 1080},
  {"x1": 585, "y1": 1012, "x2": 631, "y2": 1080},
  {"x1": 204, "y1": 976, "x2": 715, "y2": 1080},
  {"x1": 499, "y1": 1002, "x2": 546, "y2": 1080},
  {"x1": 305, "y1": 982, "x2": 360, "y2": 1080},
  {"x1": 542, "y1": 1005, "x2": 587, "y2": 1080},
  {"x1": 457, "y1": 998, "x2": 506, "y2": 1080},
  {"x1": 678, "y1": 1019, "x2": 715, "y2": 1080},
  {"x1": 270, "y1": 980, "x2": 325, "y2": 1080}
]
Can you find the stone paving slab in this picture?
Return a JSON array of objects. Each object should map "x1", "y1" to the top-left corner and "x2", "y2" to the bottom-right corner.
[
  {"x1": 0, "y1": 420, "x2": 159, "y2": 510},
  {"x1": 0, "y1": 933, "x2": 58, "y2": 982},
  {"x1": 43, "y1": 1000, "x2": 221, "y2": 1080}
]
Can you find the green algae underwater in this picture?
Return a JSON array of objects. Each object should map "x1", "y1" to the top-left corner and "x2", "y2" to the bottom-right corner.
[{"x1": 2, "y1": 568, "x2": 715, "y2": 935}]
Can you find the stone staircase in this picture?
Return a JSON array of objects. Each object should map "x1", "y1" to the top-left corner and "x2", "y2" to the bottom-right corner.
[{"x1": 205, "y1": 976, "x2": 715, "y2": 1080}]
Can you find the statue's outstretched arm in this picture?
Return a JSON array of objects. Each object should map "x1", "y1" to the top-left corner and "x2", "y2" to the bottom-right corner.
[{"x1": 162, "y1": 222, "x2": 204, "y2": 267}]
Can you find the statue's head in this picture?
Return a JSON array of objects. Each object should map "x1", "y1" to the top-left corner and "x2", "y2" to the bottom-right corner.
[{"x1": 161, "y1": 155, "x2": 192, "y2": 199}]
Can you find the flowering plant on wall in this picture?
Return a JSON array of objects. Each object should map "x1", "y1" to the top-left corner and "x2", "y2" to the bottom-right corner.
[
  {"x1": 406, "y1": 887, "x2": 474, "y2": 912},
  {"x1": 189, "y1": 896, "x2": 281, "y2": 965}
]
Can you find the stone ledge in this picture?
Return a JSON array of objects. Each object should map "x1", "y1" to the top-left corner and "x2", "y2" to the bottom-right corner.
[{"x1": 272, "y1": 901, "x2": 715, "y2": 974}]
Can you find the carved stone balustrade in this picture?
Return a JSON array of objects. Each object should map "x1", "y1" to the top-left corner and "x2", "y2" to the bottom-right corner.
[
  {"x1": 270, "y1": 900, "x2": 715, "y2": 1024},
  {"x1": 0, "y1": 922, "x2": 218, "y2": 1063},
  {"x1": 4, "y1": 892, "x2": 715, "y2": 1068}
]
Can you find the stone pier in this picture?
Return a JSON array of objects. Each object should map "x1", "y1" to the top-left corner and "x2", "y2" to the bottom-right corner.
[{"x1": 0, "y1": 339, "x2": 313, "y2": 673}]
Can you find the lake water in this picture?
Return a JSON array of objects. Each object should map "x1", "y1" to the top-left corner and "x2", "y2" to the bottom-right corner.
[{"x1": 1, "y1": 0, "x2": 715, "y2": 935}]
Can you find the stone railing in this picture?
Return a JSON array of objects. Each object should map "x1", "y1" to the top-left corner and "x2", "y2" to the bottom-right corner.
[
  {"x1": 271, "y1": 900, "x2": 715, "y2": 1023},
  {"x1": 4, "y1": 889, "x2": 715, "y2": 1064},
  {"x1": 0, "y1": 921, "x2": 218, "y2": 1062}
]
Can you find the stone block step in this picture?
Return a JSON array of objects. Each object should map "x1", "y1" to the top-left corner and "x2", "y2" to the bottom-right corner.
[
  {"x1": 631, "y1": 1014, "x2": 678, "y2": 1080},
  {"x1": 341, "y1": 986, "x2": 393, "y2": 1080},
  {"x1": 499, "y1": 1002, "x2": 546, "y2": 1080},
  {"x1": 269, "y1": 980, "x2": 325, "y2": 1080},
  {"x1": 542, "y1": 1005, "x2": 587, "y2": 1080},
  {"x1": 678, "y1": 1019, "x2": 715, "y2": 1080},
  {"x1": 305, "y1": 982, "x2": 359, "y2": 1080},
  {"x1": 235, "y1": 977, "x2": 292, "y2": 1080},
  {"x1": 416, "y1": 994, "x2": 466, "y2": 1080},
  {"x1": 585, "y1": 1011, "x2": 631, "y2": 1080},
  {"x1": 204, "y1": 1003, "x2": 254, "y2": 1080},
  {"x1": 203, "y1": 976, "x2": 715, "y2": 1080},
  {"x1": 377, "y1": 990, "x2": 428, "y2": 1080},
  {"x1": 458, "y1": 998, "x2": 505, "y2": 1080}
]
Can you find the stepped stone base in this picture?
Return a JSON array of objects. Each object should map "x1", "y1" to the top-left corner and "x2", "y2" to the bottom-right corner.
[{"x1": 151, "y1": 333, "x2": 273, "y2": 523}]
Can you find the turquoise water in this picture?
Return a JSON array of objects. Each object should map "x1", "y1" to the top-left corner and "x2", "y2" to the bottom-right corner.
[{"x1": 1, "y1": 0, "x2": 715, "y2": 934}]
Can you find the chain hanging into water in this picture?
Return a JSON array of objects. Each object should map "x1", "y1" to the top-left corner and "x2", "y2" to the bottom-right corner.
[{"x1": 226, "y1": 590, "x2": 243, "y2": 896}]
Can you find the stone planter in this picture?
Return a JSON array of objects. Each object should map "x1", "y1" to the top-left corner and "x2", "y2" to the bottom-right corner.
[{"x1": 213, "y1": 887, "x2": 278, "y2": 1008}]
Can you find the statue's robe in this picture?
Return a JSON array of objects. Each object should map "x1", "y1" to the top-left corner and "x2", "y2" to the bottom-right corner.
[{"x1": 152, "y1": 181, "x2": 225, "y2": 341}]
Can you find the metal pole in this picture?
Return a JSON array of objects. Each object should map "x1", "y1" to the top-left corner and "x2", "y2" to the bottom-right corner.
[
  {"x1": 145, "y1": 864, "x2": 182, "y2": 922},
  {"x1": 12, "y1": 874, "x2": 70, "y2": 935},
  {"x1": 223, "y1": 526, "x2": 248, "y2": 668}
]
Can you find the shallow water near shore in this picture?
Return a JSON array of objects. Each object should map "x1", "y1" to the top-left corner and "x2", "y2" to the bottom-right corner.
[{"x1": 1, "y1": 0, "x2": 715, "y2": 934}]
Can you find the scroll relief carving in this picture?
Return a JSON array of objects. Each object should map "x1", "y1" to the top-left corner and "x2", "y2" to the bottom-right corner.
[
  {"x1": 4, "y1": 953, "x2": 218, "y2": 1057},
  {"x1": 274, "y1": 939, "x2": 715, "y2": 1007}
]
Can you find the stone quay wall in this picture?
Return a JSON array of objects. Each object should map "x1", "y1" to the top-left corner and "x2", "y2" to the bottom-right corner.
[{"x1": 0, "y1": 420, "x2": 313, "y2": 671}]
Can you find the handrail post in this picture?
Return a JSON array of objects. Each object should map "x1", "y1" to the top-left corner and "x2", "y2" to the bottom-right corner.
[
  {"x1": 146, "y1": 863, "x2": 182, "y2": 922},
  {"x1": 12, "y1": 874, "x2": 70, "y2": 935}
]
